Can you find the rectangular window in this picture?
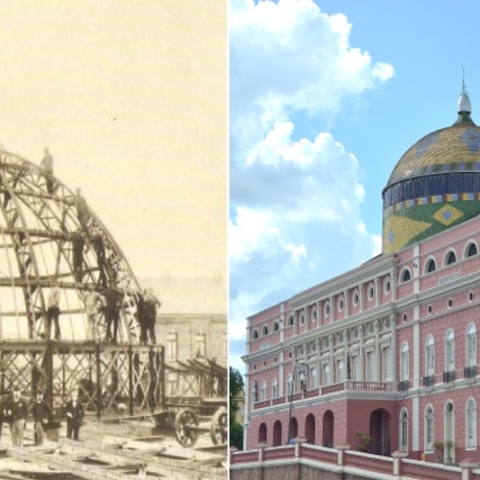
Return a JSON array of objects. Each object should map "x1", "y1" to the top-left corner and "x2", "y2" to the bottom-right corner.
[
  {"x1": 365, "y1": 351, "x2": 374, "y2": 381},
  {"x1": 468, "y1": 332, "x2": 477, "y2": 366},
  {"x1": 426, "y1": 413, "x2": 434, "y2": 450},
  {"x1": 167, "y1": 332, "x2": 178, "y2": 360},
  {"x1": 402, "y1": 350, "x2": 409, "y2": 380},
  {"x1": 446, "y1": 338, "x2": 455, "y2": 371},
  {"x1": 272, "y1": 381, "x2": 278, "y2": 398},
  {"x1": 323, "y1": 364, "x2": 330, "y2": 386},
  {"x1": 196, "y1": 333, "x2": 206, "y2": 357},
  {"x1": 400, "y1": 415, "x2": 408, "y2": 450},
  {"x1": 352, "y1": 356, "x2": 358, "y2": 380},
  {"x1": 336, "y1": 360, "x2": 344, "y2": 383},
  {"x1": 426, "y1": 345, "x2": 435, "y2": 376},
  {"x1": 383, "y1": 346, "x2": 391, "y2": 381}
]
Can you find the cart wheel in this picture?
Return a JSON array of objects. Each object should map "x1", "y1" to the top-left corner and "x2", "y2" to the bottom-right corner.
[
  {"x1": 210, "y1": 406, "x2": 228, "y2": 445},
  {"x1": 174, "y1": 408, "x2": 199, "y2": 447}
]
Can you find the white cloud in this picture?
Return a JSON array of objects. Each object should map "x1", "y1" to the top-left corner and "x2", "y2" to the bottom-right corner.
[{"x1": 229, "y1": 0, "x2": 394, "y2": 359}]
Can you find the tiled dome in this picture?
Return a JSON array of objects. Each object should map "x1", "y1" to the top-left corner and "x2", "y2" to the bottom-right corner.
[{"x1": 382, "y1": 87, "x2": 480, "y2": 254}]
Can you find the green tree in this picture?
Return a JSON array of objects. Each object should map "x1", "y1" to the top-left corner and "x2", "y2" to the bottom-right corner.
[{"x1": 229, "y1": 366, "x2": 244, "y2": 450}]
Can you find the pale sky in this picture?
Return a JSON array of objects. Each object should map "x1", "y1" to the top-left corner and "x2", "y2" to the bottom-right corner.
[{"x1": 0, "y1": 1, "x2": 227, "y2": 313}]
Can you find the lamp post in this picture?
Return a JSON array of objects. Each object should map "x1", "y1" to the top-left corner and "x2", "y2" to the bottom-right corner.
[{"x1": 287, "y1": 362, "x2": 309, "y2": 444}]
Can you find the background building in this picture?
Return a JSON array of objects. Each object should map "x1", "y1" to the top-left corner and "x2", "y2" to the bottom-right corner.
[{"x1": 240, "y1": 88, "x2": 480, "y2": 467}]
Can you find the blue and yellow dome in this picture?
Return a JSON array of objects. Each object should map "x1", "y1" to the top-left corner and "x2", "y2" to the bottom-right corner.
[{"x1": 382, "y1": 87, "x2": 480, "y2": 253}]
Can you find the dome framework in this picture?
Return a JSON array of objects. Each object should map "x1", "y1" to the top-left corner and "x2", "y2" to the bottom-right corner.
[
  {"x1": 0, "y1": 148, "x2": 140, "y2": 341},
  {"x1": 0, "y1": 148, "x2": 164, "y2": 416}
]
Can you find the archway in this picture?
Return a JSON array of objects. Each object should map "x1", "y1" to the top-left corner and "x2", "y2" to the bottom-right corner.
[
  {"x1": 273, "y1": 420, "x2": 282, "y2": 446},
  {"x1": 323, "y1": 410, "x2": 334, "y2": 447},
  {"x1": 305, "y1": 413, "x2": 315, "y2": 444},
  {"x1": 259, "y1": 423, "x2": 267, "y2": 444},
  {"x1": 370, "y1": 408, "x2": 391, "y2": 455},
  {"x1": 288, "y1": 416, "x2": 298, "y2": 442}
]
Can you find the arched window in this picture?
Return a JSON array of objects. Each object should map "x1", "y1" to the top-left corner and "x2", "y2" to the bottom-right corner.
[
  {"x1": 288, "y1": 315, "x2": 294, "y2": 327},
  {"x1": 400, "y1": 409, "x2": 408, "y2": 451},
  {"x1": 445, "y1": 330, "x2": 455, "y2": 372},
  {"x1": 401, "y1": 269, "x2": 411, "y2": 282},
  {"x1": 273, "y1": 321, "x2": 279, "y2": 332},
  {"x1": 262, "y1": 325, "x2": 269, "y2": 336},
  {"x1": 445, "y1": 250, "x2": 457, "y2": 266},
  {"x1": 287, "y1": 374, "x2": 293, "y2": 395},
  {"x1": 310, "y1": 368, "x2": 317, "y2": 388},
  {"x1": 272, "y1": 378, "x2": 278, "y2": 398},
  {"x1": 425, "y1": 335, "x2": 435, "y2": 376},
  {"x1": 467, "y1": 324, "x2": 477, "y2": 367},
  {"x1": 401, "y1": 343, "x2": 409, "y2": 381},
  {"x1": 425, "y1": 406, "x2": 434, "y2": 451},
  {"x1": 466, "y1": 398, "x2": 477, "y2": 449},
  {"x1": 425, "y1": 258, "x2": 436, "y2": 273},
  {"x1": 252, "y1": 329, "x2": 259, "y2": 340},
  {"x1": 258, "y1": 423, "x2": 267, "y2": 444},
  {"x1": 466, "y1": 242, "x2": 478, "y2": 258},
  {"x1": 444, "y1": 402, "x2": 455, "y2": 463},
  {"x1": 252, "y1": 380, "x2": 258, "y2": 403}
]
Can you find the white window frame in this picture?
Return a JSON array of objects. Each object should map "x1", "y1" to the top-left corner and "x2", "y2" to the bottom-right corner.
[
  {"x1": 382, "y1": 345, "x2": 391, "y2": 381},
  {"x1": 336, "y1": 359, "x2": 344, "y2": 383},
  {"x1": 426, "y1": 335, "x2": 435, "y2": 376},
  {"x1": 445, "y1": 330, "x2": 455, "y2": 372},
  {"x1": 400, "y1": 409, "x2": 408, "y2": 451},
  {"x1": 351, "y1": 355, "x2": 358, "y2": 380},
  {"x1": 365, "y1": 350, "x2": 374, "y2": 381},
  {"x1": 466, "y1": 398, "x2": 477, "y2": 450},
  {"x1": 467, "y1": 324, "x2": 477, "y2": 367},
  {"x1": 272, "y1": 378, "x2": 278, "y2": 398},
  {"x1": 401, "y1": 343, "x2": 409, "y2": 381},
  {"x1": 425, "y1": 406, "x2": 434, "y2": 452},
  {"x1": 323, "y1": 364, "x2": 330, "y2": 386},
  {"x1": 287, "y1": 374, "x2": 293, "y2": 395}
]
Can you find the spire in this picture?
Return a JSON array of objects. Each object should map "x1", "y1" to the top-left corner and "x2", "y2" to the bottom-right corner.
[{"x1": 454, "y1": 69, "x2": 475, "y2": 125}]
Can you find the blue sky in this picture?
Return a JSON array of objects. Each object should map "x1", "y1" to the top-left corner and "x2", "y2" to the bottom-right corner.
[{"x1": 229, "y1": 0, "x2": 480, "y2": 373}]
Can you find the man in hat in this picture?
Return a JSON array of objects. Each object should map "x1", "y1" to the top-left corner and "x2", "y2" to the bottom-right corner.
[
  {"x1": 83, "y1": 286, "x2": 106, "y2": 342},
  {"x1": 5, "y1": 387, "x2": 28, "y2": 446},
  {"x1": 143, "y1": 288, "x2": 161, "y2": 345},
  {"x1": 32, "y1": 391, "x2": 52, "y2": 446},
  {"x1": 40, "y1": 147, "x2": 55, "y2": 194},
  {"x1": 65, "y1": 389, "x2": 84, "y2": 441}
]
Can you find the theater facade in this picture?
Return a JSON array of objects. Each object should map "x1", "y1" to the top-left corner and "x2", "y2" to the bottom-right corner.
[{"x1": 240, "y1": 87, "x2": 480, "y2": 465}]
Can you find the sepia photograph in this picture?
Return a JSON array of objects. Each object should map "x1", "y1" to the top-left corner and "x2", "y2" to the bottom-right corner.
[{"x1": 0, "y1": 2, "x2": 227, "y2": 479}]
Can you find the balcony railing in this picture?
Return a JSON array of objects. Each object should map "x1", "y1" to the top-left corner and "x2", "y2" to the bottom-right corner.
[
  {"x1": 398, "y1": 380, "x2": 409, "y2": 392},
  {"x1": 443, "y1": 371, "x2": 455, "y2": 384},
  {"x1": 464, "y1": 365, "x2": 477, "y2": 379},
  {"x1": 252, "y1": 381, "x2": 392, "y2": 409},
  {"x1": 423, "y1": 375, "x2": 435, "y2": 387}
]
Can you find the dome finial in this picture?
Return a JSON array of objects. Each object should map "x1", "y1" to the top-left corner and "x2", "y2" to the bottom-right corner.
[
  {"x1": 454, "y1": 68, "x2": 474, "y2": 125},
  {"x1": 458, "y1": 67, "x2": 471, "y2": 114}
]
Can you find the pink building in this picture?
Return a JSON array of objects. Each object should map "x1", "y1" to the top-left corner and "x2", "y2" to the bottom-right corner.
[{"x1": 241, "y1": 87, "x2": 480, "y2": 466}]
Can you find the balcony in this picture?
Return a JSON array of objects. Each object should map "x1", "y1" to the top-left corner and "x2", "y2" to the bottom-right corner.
[
  {"x1": 397, "y1": 380, "x2": 409, "y2": 392},
  {"x1": 252, "y1": 381, "x2": 393, "y2": 410},
  {"x1": 464, "y1": 365, "x2": 477, "y2": 379},
  {"x1": 422, "y1": 375, "x2": 435, "y2": 387},
  {"x1": 443, "y1": 370, "x2": 455, "y2": 384}
]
